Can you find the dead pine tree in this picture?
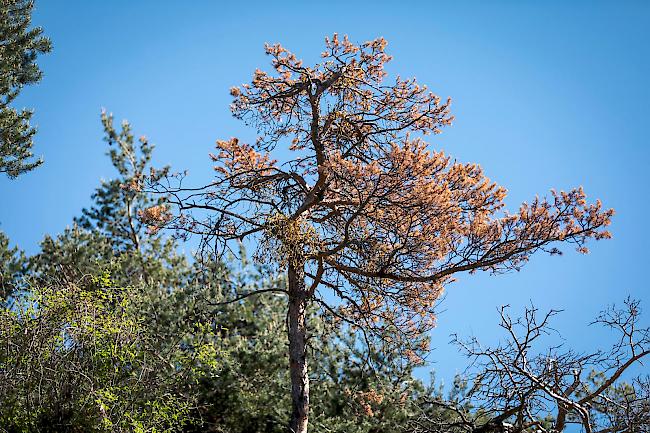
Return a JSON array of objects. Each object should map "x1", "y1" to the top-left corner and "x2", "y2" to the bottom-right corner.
[{"x1": 143, "y1": 35, "x2": 614, "y2": 433}]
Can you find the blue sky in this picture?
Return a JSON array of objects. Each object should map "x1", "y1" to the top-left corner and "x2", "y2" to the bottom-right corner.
[{"x1": 1, "y1": 1, "x2": 648, "y2": 384}]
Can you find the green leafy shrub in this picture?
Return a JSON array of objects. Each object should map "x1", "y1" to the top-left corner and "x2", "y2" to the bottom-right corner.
[{"x1": 0, "y1": 272, "x2": 216, "y2": 433}]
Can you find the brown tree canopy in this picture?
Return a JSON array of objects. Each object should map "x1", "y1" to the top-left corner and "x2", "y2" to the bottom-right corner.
[
  {"x1": 145, "y1": 35, "x2": 614, "y2": 433},
  {"x1": 150, "y1": 34, "x2": 612, "y2": 346}
]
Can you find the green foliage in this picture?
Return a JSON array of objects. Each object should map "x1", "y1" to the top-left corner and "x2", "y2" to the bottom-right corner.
[
  {"x1": 29, "y1": 224, "x2": 189, "y2": 292},
  {"x1": 0, "y1": 0, "x2": 51, "y2": 178},
  {"x1": 29, "y1": 111, "x2": 184, "y2": 290},
  {"x1": 75, "y1": 111, "x2": 169, "y2": 252},
  {"x1": 0, "y1": 272, "x2": 203, "y2": 432},
  {"x1": 0, "y1": 113, "x2": 461, "y2": 432},
  {"x1": 178, "y1": 267, "x2": 292, "y2": 433},
  {"x1": 0, "y1": 230, "x2": 26, "y2": 300}
]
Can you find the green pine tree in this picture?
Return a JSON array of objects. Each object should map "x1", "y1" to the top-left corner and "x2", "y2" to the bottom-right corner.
[
  {"x1": 0, "y1": 230, "x2": 26, "y2": 301},
  {"x1": 0, "y1": 0, "x2": 51, "y2": 178}
]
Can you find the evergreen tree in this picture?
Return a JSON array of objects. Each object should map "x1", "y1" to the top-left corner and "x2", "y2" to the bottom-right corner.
[
  {"x1": 29, "y1": 111, "x2": 184, "y2": 289},
  {"x1": 0, "y1": 0, "x2": 50, "y2": 178},
  {"x1": 0, "y1": 230, "x2": 26, "y2": 301}
]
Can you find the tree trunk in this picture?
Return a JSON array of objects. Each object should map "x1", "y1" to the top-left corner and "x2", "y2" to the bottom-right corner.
[{"x1": 288, "y1": 260, "x2": 309, "y2": 433}]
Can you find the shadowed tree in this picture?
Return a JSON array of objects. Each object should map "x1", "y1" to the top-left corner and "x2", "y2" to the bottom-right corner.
[
  {"x1": 0, "y1": 0, "x2": 51, "y2": 178},
  {"x1": 146, "y1": 35, "x2": 614, "y2": 433},
  {"x1": 0, "y1": 230, "x2": 26, "y2": 301}
]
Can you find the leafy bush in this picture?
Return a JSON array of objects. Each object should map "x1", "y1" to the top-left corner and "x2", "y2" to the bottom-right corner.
[{"x1": 0, "y1": 271, "x2": 216, "y2": 433}]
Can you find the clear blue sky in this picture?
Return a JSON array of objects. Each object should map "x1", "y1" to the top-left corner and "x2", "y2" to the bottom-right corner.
[{"x1": 1, "y1": 1, "x2": 648, "y2": 384}]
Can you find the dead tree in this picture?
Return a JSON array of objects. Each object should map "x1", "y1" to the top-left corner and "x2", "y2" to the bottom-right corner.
[{"x1": 410, "y1": 298, "x2": 650, "y2": 433}]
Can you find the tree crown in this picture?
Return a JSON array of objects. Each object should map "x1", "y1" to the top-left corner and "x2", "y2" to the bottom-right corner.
[{"x1": 150, "y1": 35, "x2": 613, "y2": 352}]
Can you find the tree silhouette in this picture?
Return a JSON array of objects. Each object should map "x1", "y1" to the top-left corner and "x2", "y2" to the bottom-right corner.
[{"x1": 410, "y1": 299, "x2": 650, "y2": 433}]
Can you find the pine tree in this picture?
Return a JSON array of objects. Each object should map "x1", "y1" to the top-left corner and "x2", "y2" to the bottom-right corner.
[
  {"x1": 0, "y1": 230, "x2": 26, "y2": 301},
  {"x1": 0, "y1": 0, "x2": 50, "y2": 178},
  {"x1": 152, "y1": 35, "x2": 613, "y2": 433}
]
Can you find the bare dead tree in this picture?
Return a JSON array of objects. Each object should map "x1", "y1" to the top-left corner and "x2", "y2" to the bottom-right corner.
[{"x1": 409, "y1": 298, "x2": 650, "y2": 433}]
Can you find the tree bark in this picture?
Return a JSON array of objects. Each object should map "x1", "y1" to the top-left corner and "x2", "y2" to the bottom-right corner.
[{"x1": 288, "y1": 260, "x2": 309, "y2": 433}]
